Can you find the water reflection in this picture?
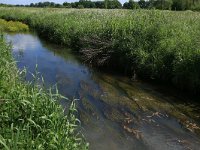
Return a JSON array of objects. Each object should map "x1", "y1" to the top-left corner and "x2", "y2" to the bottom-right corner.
[{"x1": 6, "y1": 33, "x2": 200, "y2": 150}]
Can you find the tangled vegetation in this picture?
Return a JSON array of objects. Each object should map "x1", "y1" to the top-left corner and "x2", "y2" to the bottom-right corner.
[
  {"x1": 0, "y1": 7, "x2": 199, "y2": 96},
  {"x1": 0, "y1": 35, "x2": 88, "y2": 149},
  {"x1": 0, "y1": 19, "x2": 29, "y2": 32}
]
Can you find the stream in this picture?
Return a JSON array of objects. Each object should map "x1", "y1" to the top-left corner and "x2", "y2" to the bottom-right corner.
[{"x1": 6, "y1": 32, "x2": 200, "y2": 150}]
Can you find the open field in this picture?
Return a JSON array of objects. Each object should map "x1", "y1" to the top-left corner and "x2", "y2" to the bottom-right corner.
[
  {"x1": 0, "y1": 34, "x2": 87, "y2": 149},
  {"x1": 0, "y1": 7, "x2": 199, "y2": 96}
]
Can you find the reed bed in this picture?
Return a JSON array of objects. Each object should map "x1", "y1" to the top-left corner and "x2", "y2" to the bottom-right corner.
[
  {"x1": 0, "y1": 7, "x2": 199, "y2": 95},
  {"x1": 0, "y1": 19, "x2": 29, "y2": 32}
]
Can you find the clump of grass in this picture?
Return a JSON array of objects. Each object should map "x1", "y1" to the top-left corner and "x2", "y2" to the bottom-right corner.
[
  {"x1": 0, "y1": 35, "x2": 88, "y2": 149},
  {"x1": 0, "y1": 19, "x2": 29, "y2": 32}
]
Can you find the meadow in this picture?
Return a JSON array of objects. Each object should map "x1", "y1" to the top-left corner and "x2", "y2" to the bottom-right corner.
[
  {"x1": 0, "y1": 32, "x2": 87, "y2": 149},
  {"x1": 0, "y1": 7, "x2": 199, "y2": 96}
]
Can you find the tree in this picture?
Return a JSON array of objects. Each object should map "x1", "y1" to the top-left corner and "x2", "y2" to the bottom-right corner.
[
  {"x1": 79, "y1": 0, "x2": 96, "y2": 8},
  {"x1": 104, "y1": 0, "x2": 108, "y2": 8},
  {"x1": 106, "y1": 0, "x2": 122, "y2": 9},
  {"x1": 152, "y1": 0, "x2": 173, "y2": 10},
  {"x1": 172, "y1": 0, "x2": 188, "y2": 10},
  {"x1": 30, "y1": 3, "x2": 34, "y2": 7},
  {"x1": 138, "y1": 0, "x2": 146, "y2": 8},
  {"x1": 94, "y1": 1, "x2": 105, "y2": 8},
  {"x1": 123, "y1": 0, "x2": 140, "y2": 9},
  {"x1": 77, "y1": 4, "x2": 84, "y2": 8},
  {"x1": 63, "y1": 2, "x2": 72, "y2": 8},
  {"x1": 50, "y1": 2, "x2": 55, "y2": 7}
]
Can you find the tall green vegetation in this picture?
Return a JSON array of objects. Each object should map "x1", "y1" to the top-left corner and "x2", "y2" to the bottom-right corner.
[
  {"x1": 0, "y1": 8, "x2": 199, "y2": 96},
  {"x1": 0, "y1": 34, "x2": 88, "y2": 149},
  {"x1": 0, "y1": 19, "x2": 29, "y2": 32}
]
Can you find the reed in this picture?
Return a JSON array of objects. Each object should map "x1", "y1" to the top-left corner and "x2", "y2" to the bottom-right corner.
[
  {"x1": 0, "y1": 35, "x2": 88, "y2": 149},
  {"x1": 0, "y1": 7, "x2": 199, "y2": 95},
  {"x1": 0, "y1": 19, "x2": 29, "y2": 32}
]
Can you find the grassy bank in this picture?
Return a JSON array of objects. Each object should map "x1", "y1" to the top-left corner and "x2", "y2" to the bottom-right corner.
[
  {"x1": 0, "y1": 8, "x2": 199, "y2": 95},
  {"x1": 0, "y1": 35, "x2": 87, "y2": 149},
  {"x1": 0, "y1": 19, "x2": 29, "y2": 32}
]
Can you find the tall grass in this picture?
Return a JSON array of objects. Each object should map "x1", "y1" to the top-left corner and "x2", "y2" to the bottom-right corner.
[
  {"x1": 0, "y1": 7, "x2": 200, "y2": 95},
  {"x1": 0, "y1": 19, "x2": 29, "y2": 32},
  {"x1": 0, "y1": 35, "x2": 88, "y2": 149}
]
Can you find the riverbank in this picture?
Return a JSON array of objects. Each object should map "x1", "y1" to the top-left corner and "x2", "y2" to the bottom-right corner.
[
  {"x1": 0, "y1": 8, "x2": 199, "y2": 97},
  {"x1": 5, "y1": 32, "x2": 200, "y2": 150},
  {"x1": 2, "y1": 7, "x2": 200, "y2": 149},
  {"x1": 0, "y1": 34, "x2": 87, "y2": 149},
  {"x1": 0, "y1": 18, "x2": 29, "y2": 32}
]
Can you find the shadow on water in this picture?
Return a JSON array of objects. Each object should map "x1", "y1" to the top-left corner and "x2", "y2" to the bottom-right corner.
[{"x1": 6, "y1": 32, "x2": 200, "y2": 150}]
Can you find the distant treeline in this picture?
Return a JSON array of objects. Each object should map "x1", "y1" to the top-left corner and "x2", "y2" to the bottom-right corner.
[{"x1": 1, "y1": 0, "x2": 200, "y2": 10}]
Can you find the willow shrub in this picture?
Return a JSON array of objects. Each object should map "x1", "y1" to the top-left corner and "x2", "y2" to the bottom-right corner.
[
  {"x1": 0, "y1": 8, "x2": 200, "y2": 95},
  {"x1": 0, "y1": 36, "x2": 88, "y2": 149}
]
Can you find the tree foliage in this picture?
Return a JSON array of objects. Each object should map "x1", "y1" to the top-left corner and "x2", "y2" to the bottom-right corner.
[
  {"x1": 1, "y1": 0, "x2": 200, "y2": 10},
  {"x1": 123, "y1": 0, "x2": 140, "y2": 9}
]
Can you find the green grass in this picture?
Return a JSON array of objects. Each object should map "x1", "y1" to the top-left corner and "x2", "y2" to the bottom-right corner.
[
  {"x1": 0, "y1": 7, "x2": 199, "y2": 95},
  {"x1": 0, "y1": 35, "x2": 88, "y2": 149}
]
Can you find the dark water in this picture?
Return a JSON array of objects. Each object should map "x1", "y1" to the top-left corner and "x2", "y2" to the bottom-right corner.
[{"x1": 6, "y1": 33, "x2": 200, "y2": 150}]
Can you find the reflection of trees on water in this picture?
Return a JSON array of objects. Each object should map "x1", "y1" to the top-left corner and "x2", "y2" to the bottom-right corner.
[{"x1": 39, "y1": 36, "x2": 81, "y2": 64}]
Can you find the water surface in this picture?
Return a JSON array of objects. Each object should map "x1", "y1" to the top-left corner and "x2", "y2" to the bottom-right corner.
[{"x1": 6, "y1": 33, "x2": 200, "y2": 150}]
